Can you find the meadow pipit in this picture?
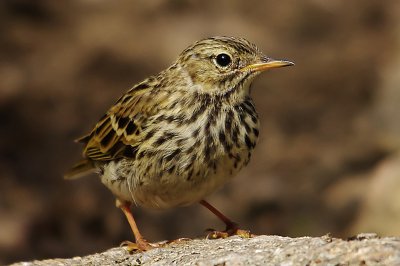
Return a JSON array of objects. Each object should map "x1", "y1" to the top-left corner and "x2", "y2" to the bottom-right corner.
[{"x1": 65, "y1": 36, "x2": 293, "y2": 251}]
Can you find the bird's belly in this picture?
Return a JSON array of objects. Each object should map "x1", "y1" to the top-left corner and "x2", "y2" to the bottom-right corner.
[
  {"x1": 100, "y1": 101, "x2": 259, "y2": 209},
  {"x1": 100, "y1": 148, "x2": 251, "y2": 209}
]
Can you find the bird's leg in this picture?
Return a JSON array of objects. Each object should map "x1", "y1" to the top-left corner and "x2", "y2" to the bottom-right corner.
[
  {"x1": 200, "y1": 200, "x2": 238, "y2": 232},
  {"x1": 116, "y1": 199, "x2": 156, "y2": 252},
  {"x1": 200, "y1": 199, "x2": 254, "y2": 239}
]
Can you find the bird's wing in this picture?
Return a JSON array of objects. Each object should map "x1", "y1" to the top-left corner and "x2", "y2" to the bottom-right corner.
[
  {"x1": 83, "y1": 80, "x2": 165, "y2": 161},
  {"x1": 65, "y1": 78, "x2": 166, "y2": 179}
]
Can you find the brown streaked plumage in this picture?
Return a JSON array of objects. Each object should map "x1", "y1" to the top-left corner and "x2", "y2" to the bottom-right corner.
[{"x1": 65, "y1": 36, "x2": 293, "y2": 251}]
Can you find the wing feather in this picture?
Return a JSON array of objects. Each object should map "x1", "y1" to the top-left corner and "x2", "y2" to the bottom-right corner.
[
  {"x1": 82, "y1": 81, "x2": 158, "y2": 161},
  {"x1": 65, "y1": 76, "x2": 172, "y2": 179}
]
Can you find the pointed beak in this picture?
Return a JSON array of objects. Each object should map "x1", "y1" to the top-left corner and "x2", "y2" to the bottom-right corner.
[{"x1": 240, "y1": 57, "x2": 294, "y2": 73}]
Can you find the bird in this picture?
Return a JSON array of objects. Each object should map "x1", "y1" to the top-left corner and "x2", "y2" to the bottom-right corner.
[{"x1": 65, "y1": 36, "x2": 294, "y2": 251}]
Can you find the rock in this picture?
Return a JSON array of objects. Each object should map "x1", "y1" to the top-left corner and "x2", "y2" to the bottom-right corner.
[{"x1": 10, "y1": 234, "x2": 400, "y2": 266}]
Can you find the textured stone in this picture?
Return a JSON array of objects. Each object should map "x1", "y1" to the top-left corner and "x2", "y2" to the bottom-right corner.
[{"x1": 11, "y1": 234, "x2": 400, "y2": 266}]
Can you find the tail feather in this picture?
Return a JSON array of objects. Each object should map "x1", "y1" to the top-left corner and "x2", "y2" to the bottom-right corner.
[{"x1": 64, "y1": 159, "x2": 95, "y2": 180}]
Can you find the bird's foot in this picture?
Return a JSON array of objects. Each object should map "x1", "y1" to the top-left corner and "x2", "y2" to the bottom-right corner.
[
  {"x1": 206, "y1": 222, "x2": 255, "y2": 239},
  {"x1": 120, "y1": 238, "x2": 158, "y2": 253},
  {"x1": 121, "y1": 237, "x2": 191, "y2": 252}
]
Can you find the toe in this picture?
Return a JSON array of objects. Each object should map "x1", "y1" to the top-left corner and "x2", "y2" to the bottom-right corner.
[
  {"x1": 206, "y1": 230, "x2": 230, "y2": 239},
  {"x1": 204, "y1": 226, "x2": 255, "y2": 239},
  {"x1": 120, "y1": 239, "x2": 155, "y2": 252},
  {"x1": 120, "y1": 240, "x2": 140, "y2": 252},
  {"x1": 235, "y1": 229, "x2": 254, "y2": 238}
]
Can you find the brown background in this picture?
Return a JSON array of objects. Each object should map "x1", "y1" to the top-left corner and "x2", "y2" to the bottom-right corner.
[{"x1": 1, "y1": 0, "x2": 400, "y2": 264}]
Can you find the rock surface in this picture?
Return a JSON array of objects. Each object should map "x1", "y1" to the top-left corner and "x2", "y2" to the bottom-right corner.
[{"x1": 11, "y1": 234, "x2": 400, "y2": 266}]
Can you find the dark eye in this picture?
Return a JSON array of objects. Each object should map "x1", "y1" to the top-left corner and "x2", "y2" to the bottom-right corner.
[{"x1": 215, "y1": 53, "x2": 232, "y2": 67}]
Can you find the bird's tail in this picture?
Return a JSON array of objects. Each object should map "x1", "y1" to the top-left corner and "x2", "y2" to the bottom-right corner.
[{"x1": 64, "y1": 159, "x2": 95, "y2": 180}]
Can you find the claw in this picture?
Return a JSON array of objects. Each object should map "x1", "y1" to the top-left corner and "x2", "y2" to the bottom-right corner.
[
  {"x1": 205, "y1": 223, "x2": 255, "y2": 239},
  {"x1": 120, "y1": 239, "x2": 156, "y2": 252},
  {"x1": 206, "y1": 230, "x2": 229, "y2": 239},
  {"x1": 235, "y1": 229, "x2": 254, "y2": 238}
]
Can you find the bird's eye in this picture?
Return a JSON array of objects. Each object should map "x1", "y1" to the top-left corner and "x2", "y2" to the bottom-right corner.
[{"x1": 215, "y1": 53, "x2": 232, "y2": 67}]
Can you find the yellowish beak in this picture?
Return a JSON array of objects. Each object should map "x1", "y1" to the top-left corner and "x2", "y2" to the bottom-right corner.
[{"x1": 240, "y1": 59, "x2": 294, "y2": 73}]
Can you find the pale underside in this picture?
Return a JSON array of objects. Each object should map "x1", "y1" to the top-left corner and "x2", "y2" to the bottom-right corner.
[{"x1": 100, "y1": 99, "x2": 259, "y2": 209}]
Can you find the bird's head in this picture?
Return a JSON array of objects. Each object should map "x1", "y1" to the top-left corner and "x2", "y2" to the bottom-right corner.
[{"x1": 175, "y1": 36, "x2": 294, "y2": 97}]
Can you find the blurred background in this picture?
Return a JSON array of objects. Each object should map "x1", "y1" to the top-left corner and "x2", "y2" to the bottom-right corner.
[{"x1": 1, "y1": 0, "x2": 400, "y2": 264}]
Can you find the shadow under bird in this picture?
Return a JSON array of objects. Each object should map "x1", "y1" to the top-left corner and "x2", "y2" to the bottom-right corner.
[{"x1": 65, "y1": 36, "x2": 294, "y2": 251}]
